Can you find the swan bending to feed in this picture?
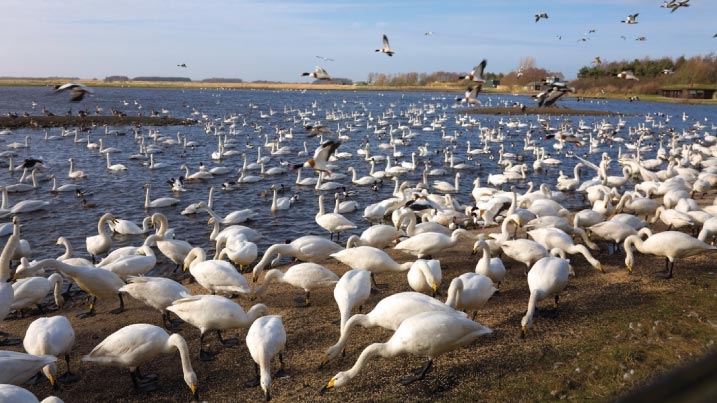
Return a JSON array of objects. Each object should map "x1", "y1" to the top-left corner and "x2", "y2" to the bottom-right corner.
[
  {"x1": 23, "y1": 315, "x2": 78, "y2": 384},
  {"x1": 321, "y1": 310, "x2": 492, "y2": 390},
  {"x1": 253, "y1": 263, "x2": 339, "y2": 306},
  {"x1": 82, "y1": 323, "x2": 198, "y2": 398},
  {"x1": 623, "y1": 231, "x2": 717, "y2": 278},
  {"x1": 245, "y1": 315, "x2": 288, "y2": 401}
]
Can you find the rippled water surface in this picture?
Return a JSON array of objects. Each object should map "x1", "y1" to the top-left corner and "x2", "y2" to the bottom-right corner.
[{"x1": 1, "y1": 86, "x2": 715, "y2": 269}]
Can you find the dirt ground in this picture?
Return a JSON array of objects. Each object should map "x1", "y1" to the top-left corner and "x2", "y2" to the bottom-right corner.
[{"x1": 3, "y1": 213, "x2": 717, "y2": 403}]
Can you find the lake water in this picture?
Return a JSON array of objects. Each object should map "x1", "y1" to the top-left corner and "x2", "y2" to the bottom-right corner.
[{"x1": 0, "y1": 85, "x2": 715, "y2": 270}]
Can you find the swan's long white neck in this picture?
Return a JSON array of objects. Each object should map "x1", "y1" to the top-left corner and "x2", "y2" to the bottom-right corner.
[
  {"x1": 445, "y1": 277, "x2": 463, "y2": 309},
  {"x1": 167, "y1": 333, "x2": 198, "y2": 393},
  {"x1": 0, "y1": 233, "x2": 20, "y2": 282}
]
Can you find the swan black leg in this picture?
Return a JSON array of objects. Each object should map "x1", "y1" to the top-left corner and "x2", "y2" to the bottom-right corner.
[
  {"x1": 216, "y1": 329, "x2": 239, "y2": 347},
  {"x1": 401, "y1": 359, "x2": 433, "y2": 385},
  {"x1": 109, "y1": 293, "x2": 125, "y2": 314},
  {"x1": 58, "y1": 353, "x2": 80, "y2": 383},
  {"x1": 245, "y1": 363, "x2": 261, "y2": 388},
  {"x1": 199, "y1": 332, "x2": 215, "y2": 361},
  {"x1": 77, "y1": 296, "x2": 97, "y2": 318}
]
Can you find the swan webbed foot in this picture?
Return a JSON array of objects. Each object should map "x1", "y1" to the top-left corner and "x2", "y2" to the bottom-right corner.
[
  {"x1": 656, "y1": 271, "x2": 673, "y2": 279},
  {"x1": 245, "y1": 377, "x2": 260, "y2": 388},
  {"x1": 274, "y1": 368, "x2": 289, "y2": 379},
  {"x1": 59, "y1": 372, "x2": 81, "y2": 383},
  {"x1": 110, "y1": 306, "x2": 125, "y2": 315},
  {"x1": 0, "y1": 336, "x2": 22, "y2": 346},
  {"x1": 199, "y1": 348, "x2": 215, "y2": 361},
  {"x1": 401, "y1": 360, "x2": 433, "y2": 385},
  {"x1": 216, "y1": 330, "x2": 239, "y2": 347},
  {"x1": 293, "y1": 296, "x2": 310, "y2": 307},
  {"x1": 76, "y1": 310, "x2": 95, "y2": 319}
]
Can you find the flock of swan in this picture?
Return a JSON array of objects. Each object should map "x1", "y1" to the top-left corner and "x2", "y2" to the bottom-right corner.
[{"x1": 1, "y1": 88, "x2": 717, "y2": 402}]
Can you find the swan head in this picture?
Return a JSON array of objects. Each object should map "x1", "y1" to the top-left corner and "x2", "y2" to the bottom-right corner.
[
  {"x1": 520, "y1": 314, "x2": 533, "y2": 339},
  {"x1": 321, "y1": 371, "x2": 351, "y2": 393}
]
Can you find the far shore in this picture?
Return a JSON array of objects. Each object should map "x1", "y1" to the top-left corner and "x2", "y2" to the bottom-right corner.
[{"x1": 1, "y1": 78, "x2": 715, "y2": 106}]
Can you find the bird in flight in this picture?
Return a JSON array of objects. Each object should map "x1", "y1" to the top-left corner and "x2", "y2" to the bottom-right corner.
[
  {"x1": 616, "y1": 70, "x2": 639, "y2": 81},
  {"x1": 458, "y1": 59, "x2": 487, "y2": 83},
  {"x1": 375, "y1": 34, "x2": 395, "y2": 56},
  {"x1": 292, "y1": 140, "x2": 341, "y2": 177},
  {"x1": 53, "y1": 83, "x2": 94, "y2": 102},
  {"x1": 662, "y1": 0, "x2": 690, "y2": 13},
  {"x1": 304, "y1": 124, "x2": 333, "y2": 138},
  {"x1": 177, "y1": 63, "x2": 187, "y2": 67},
  {"x1": 315, "y1": 56, "x2": 334, "y2": 62},
  {"x1": 424, "y1": 31, "x2": 433, "y2": 36},
  {"x1": 455, "y1": 86, "x2": 482, "y2": 106},
  {"x1": 592, "y1": 56, "x2": 602, "y2": 65},
  {"x1": 535, "y1": 13, "x2": 549, "y2": 22},
  {"x1": 635, "y1": 36, "x2": 646, "y2": 41},
  {"x1": 621, "y1": 13, "x2": 639, "y2": 24},
  {"x1": 301, "y1": 66, "x2": 332, "y2": 81}
]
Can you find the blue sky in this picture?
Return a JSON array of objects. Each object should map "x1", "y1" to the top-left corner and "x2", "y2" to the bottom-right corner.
[{"x1": 1, "y1": 0, "x2": 714, "y2": 82}]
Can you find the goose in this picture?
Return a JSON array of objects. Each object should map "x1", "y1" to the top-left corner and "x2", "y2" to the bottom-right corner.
[
  {"x1": 30, "y1": 259, "x2": 126, "y2": 318},
  {"x1": 316, "y1": 194, "x2": 357, "y2": 241},
  {"x1": 85, "y1": 212, "x2": 117, "y2": 263},
  {"x1": 472, "y1": 240, "x2": 506, "y2": 285},
  {"x1": 245, "y1": 315, "x2": 288, "y2": 401},
  {"x1": 623, "y1": 231, "x2": 717, "y2": 278},
  {"x1": 406, "y1": 258, "x2": 442, "y2": 296},
  {"x1": 333, "y1": 269, "x2": 372, "y2": 333},
  {"x1": 271, "y1": 184, "x2": 292, "y2": 212},
  {"x1": 331, "y1": 245, "x2": 413, "y2": 288},
  {"x1": 0, "y1": 384, "x2": 63, "y2": 402},
  {"x1": 199, "y1": 201, "x2": 257, "y2": 225},
  {"x1": 23, "y1": 316, "x2": 78, "y2": 384},
  {"x1": 0, "y1": 350, "x2": 57, "y2": 387},
  {"x1": 100, "y1": 245, "x2": 156, "y2": 280},
  {"x1": 321, "y1": 311, "x2": 491, "y2": 389},
  {"x1": 183, "y1": 247, "x2": 251, "y2": 297},
  {"x1": 374, "y1": 34, "x2": 395, "y2": 56},
  {"x1": 521, "y1": 251, "x2": 571, "y2": 338},
  {"x1": 143, "y1": 183, "x2": 180, "y2": 209},
  {"x1": 395, "y1": 228, "x2": 479, "y2": 259},
  {"x1": 319, "y1": 292, "x2": 464, "y2": 368},
  {"x1": 119, "y1": 276, "x2": 190, "y2": 329},
  {"x1": 445, "y1": 273, "x2": 497, "y2": 319},
  {"x1": 253, "y1": 263, "x2": 339, "y2": 306},
  {"x1": 344, "y1": 224, "x2": 404, "y2": 249},
  {"x1": 527, "y1": 227, "x2": 603, "y2": 272},
  {"x1": 180, "y1": 186, "x2": 215, "y2": 216},
  {"x1": 10, "y1": 272, "x2": 64, "y2": 315},
  {"x1": 167, "y1": 295, "x2": 268, "y2": 361},
  {"x1": 347, "y1": 166, "x2": 375, "y2": 186},
  {"x1": 105, "y1": 153, "x2": 127, "y2": 171},
  {"x1": 82, "y1": 323, "x2": 198, "y2": 398},
  {"x1": 301, "y1": 65, "x2": 331, "y2": 80},
  {"x1": 291, "y1": 140, "x2": 341, "y2": 177},
  {"x1": 251, "y1": 236, "x2": 342, "y2": 281},
  {"x1": 150, "y1": 213, "x2": 193, "y2": 270},
  {"x1": 108, "y1": 216, "x2": 152, "y2": 235}
]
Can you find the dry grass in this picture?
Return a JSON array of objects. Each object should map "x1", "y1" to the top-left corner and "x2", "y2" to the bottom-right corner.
[{"x1": 3, "y1": 216, "x2": 717, "y2": 403}]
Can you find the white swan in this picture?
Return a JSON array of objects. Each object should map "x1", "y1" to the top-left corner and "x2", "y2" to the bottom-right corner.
[
  {"x1": 109, "y1": 216, "x2": 152, "y2": 235},
  {"x1": 445, "y1": 272, "x2": 497, "y2": 319},
  {"x1": 5, "y1": 168, "x2": 40, "y2": 193},
  {"x1": 271, "y1": 184, "x2": 292, "y2": 212},
  {"x1": 200, "y1": 201, "x2": 257, "y2": 224},
  {"x1": 254, "y1": 263, "x2": 339, "y2": 306},
  {"x1": 527, "y1": 227, "x2": 603, "y2": 272},
  {"x1": 252, "y1": 236, "x2": 342, "y2": 281},
  {"x1": 331, "y1": 245, "x2": 413, "y2": 287},
  {"x1": 0, "y1": 384, "x2": 63, "y2": 403},
  {"x1": 143, "y1": 183, "x2": 180, "y2": 209},
  {"x1": 11, "y1": 272, "x2": 64, "y2": 314},
  {"x1": 167, "y1": 294, "x2": 268, "y2": 361},
  {"x1": 406, "y1": 258, "x2": 442, "y2": 296},
  {"x1": 181, "y1": 186, "x2": 214, "y2": 216},
  {"x1": 294, "y1": 167, "x2": 318, "y2": 186},
  {"x1": 30, "y1": 258, "x2": 126, "y2": 318},
  {"x1": 319, "y1": 292, "x2": 463, "y2": 367},
  {"x1": 100, "y1": 245, "x2": 156, "y2": 280},
  {"x1": 67, "y1": 157, "x2": 86, "y2": 179},
  {"x1": 184, "y1": 247, "x2": 251, "y2": 297},
  {"x1": 95, "y1": 234, "x2": 157, "y2": 268},
  {"x1": 347, "y1": 166, "x2": 376, "y2": 186},
  {"x1": 472, "y1": 240, "x2": 506, "y2": 285},
  {"x1": 82, "y1": 323, "x2": 198, "y2": 398},
  {"x1": 395, "y1": 228, "x2": 479, "y2": 259},
  {"x1": 321, "y1": 310, "x2": 492, "y2": 389},
  {"x1": 345, "y1": 224, "x2": 404, "y2": 249},
  {"x1": 499, "y1": 238, "x2": 549, "y2": 273},
  {"x1": 105, "y1": 153, "x2": 127, "y2": 171},
  {"x1": 333, "y1": 269, "x2": 372, "y2": 333},
  {"x1": 316, "y1": 194, "x2": 357, "y2": 241},
  {"x1": 49, "y1": 175, "x2": 80, "y2": 193},
  {"x1": 0, "y1": 350, "x2": 57, "y2": 387},
  {"x1": 180, "y1": 163, "x2": 213, "y2": 181},
  {"x1": 23, "y1": 315, "x2": 78, "y2": 384},
  {"x1": 432, "y1": 172, "x2": 461, "y2": 193},
  {"x1": 119, "y1": 276, "x2": 190, "y2": 328},
  {"x1": 395, "y1": 211, "x2": 452, "y2": 236},
  {"x1": 623, "y1": 231, "x2": 717, "y2": 278},
  {"x1": 521, "y1": 253, "x2": 571, "y2": 338},
  {"x1": 85, "y1": 212, "x2": 117, "y2": 263},
  {"x1": 1, "y1": 224, "x2": 20, "y2": 340},
  {"x1": 245, "y1": 315, "x2": 287, "y2": 401},
  {"x1": 151, "y1": 213, "x2": 193, "y2": 270},
  {"x1": 216, "y1": 239, "x2": 258, "y2": 271}
]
